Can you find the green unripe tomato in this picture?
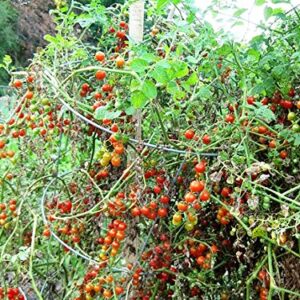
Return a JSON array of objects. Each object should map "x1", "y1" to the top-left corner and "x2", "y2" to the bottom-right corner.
[
  {"x1": 29, "y1": 104, "x2": 37, "y2": 112},
  {"x1": 122, "y1": 135, "x2": 129, "y2": 144},
  {"x1": 95, "y1": 151, "x2": 102, "y2": 159},
  {"x1": 287, "y1": 111, "x2": 296, "y2": 121},
  {"x1": 197, "y1": 273, "x2": 205, "y2": 281},
  {"x1": 242, "y1": 216, "x2": 249, "y2": 224},
  {"x1": 11, "y1": 157, "x2": 18, "y2": 165},
  {"x1": 292, "y1": 123, "x2": 300, "y2": 132},
  {"x1": 185, "y1": 222, "x2": 194, "y2": 231},
  {"x1": 150, "y1": 159, "x2": 157, "y2": 167},
  {"x1": 263, "y1": 202, "x2": 270, "y2": 210},
  {"x1": 41, "y1": 98, "x2": 50, "y2": 105},
  {"x1": 4, "y1": 222, "x2": 10, "y2": 229},
  {"x1": 248, "y1": 216, "x2": 255, "y2": 225},
  {"x1": 44, "y1": 105, "x2": 51, "y2": 112}
]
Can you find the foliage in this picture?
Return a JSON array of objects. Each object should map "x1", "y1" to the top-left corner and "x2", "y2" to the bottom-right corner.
[
  {"x1": 0, "y1": 0, "x2": 300, "y2": 300},
  {"x1": 0, "y1": 1, "x2": 19, "y2": 86}
]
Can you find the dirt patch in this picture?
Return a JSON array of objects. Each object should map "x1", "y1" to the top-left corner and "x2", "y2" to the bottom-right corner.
[{"x1": 12, "y1": 0, "x2": 56, "y2": 64}]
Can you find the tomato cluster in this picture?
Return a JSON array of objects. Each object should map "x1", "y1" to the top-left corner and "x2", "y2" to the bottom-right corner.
[{"x1": 0, "y1": 287, "x2": 24, "y2": 300}]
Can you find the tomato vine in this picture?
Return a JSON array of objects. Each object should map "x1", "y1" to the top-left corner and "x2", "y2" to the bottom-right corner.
[{"x1": 0, "y1": 0, "x2": 300, "y2": 299}]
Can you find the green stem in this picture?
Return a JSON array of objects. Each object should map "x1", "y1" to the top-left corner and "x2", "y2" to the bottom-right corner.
[
  {"x1": 267, "y1": 243, "x2": 274, "y2": 300},
  {"x1": 61, "y1": 65, "x2": 140, "y2": 86},
  {"x1": 246, "y1": 256, "x2": 268, "y2": 300},
  {"x1": 282, "y1": 184, "x2": 300, "y2": 196},
  {"x1": 256, "y1": 184, "x2": 300, "y2": 208},
  {"x1": 29, "y1": 214, "x2": 44, "y2": 300}
]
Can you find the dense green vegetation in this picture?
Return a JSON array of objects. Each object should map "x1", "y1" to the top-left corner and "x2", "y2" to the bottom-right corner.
[{"x1": 0, "y1": 1, "x2": 19, "y2": 86}]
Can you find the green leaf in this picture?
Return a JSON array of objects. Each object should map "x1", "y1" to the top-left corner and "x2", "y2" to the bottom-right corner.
[
  {"x1": 130, "y1": 90, "x2": 147, "y2": 108},
  {"x1": 186, "y1": 55, "x2": 198, "y2": 64},
  {"x1": 272, "y1": 8, "x2": 285, "y2": 17},
  {"x1": 174, "y1": 62, "x2": 189, "y2": 78},
  {"x1": 271, "y1": 0, "x2": 290, "y2": 3},
  {"x1": 252, "y1": 77, "x2": 275, "y2": 95},
  {"x1": 272, "y1": 65, "x2": 286, "y2": 78},
  {"x1": 125, "y1": 106, "x2": 136, "y2": 116},
  {"x1": 176, "y1": 44, "x2": 184, "y2": 56},
  {"x1": 142, "y1": 80, "x2": 157, "y2": 99},
  {"x1": 181, "y1": 82, "x2": 191, "y2": 92},
  {"x1": 166, "y1": 81, "x2": 185, "y2": 99},
  {"x1": 278, "y1": 128, "x2": 291, "y2": 140},
  {"x1": 130, "y1": 58, "x2": 148, "y2": 73},
  {"x1": 232, "y1": 21, "x2": 244, "y2": 27},
  {"x1": 233, "y1": 8, "x2": 247, "y2": 17},
  {"x1": 264, "y1": 7, "x2": 273, "y2": 20},
  {"x1": 263, "y1": 77, "x2": 276, "y2": 94},
  {"x1": 232, "y1": 154, "x2": 246, "y2": 164},
  {"x1": 251, "y1": 83, "x2": 265, "y2": 95},
  {"x1": 294, "y1": 134, "x2": 300, "y2": 146},
  {"x1": 3, "y1": 55, "x2": 12, "y2": 66},
  {"x1": 150, "y1": 67, "x2": 169, "y2": 85},
  {"x1": 95, "y1": 106, "x2": 121, "y2": 120},
  {"x1": 44, "y1": 34, "x2": 57, "y2": 43},
  {"x1": 217, "y1": 44, "x2": 232, "y2": 56},
  {"x1": 142, "y1": 53, "x2": 157, "y2": 63},
  {"x1": 255, "y1": 0, "x2": 266, "y2": 5},
  {"x1": 167, "y1": 81, "x2": 179, "y2": 95},
  {"x1": 156, "y1": 60, "x2": 170, "y2": 68},
  {"x1": 254, "y1": 104, "x2": 276, "y2": 123},
  {"x1": 157, "y1": 0, "x2": 169, "y2": 9},
  {"x1": 247, "y1": 49, "x2": 260, "y2": 61},
  {"x1": 186, "y1": 72, "x2": 198, "y2": 85},
  {"x1": 197, "y1": 86, "x2": 212, "y2": 100},
  {"x1": 220, "y1": 151, "x2": 229, "y2": 161},
  {"x1": 130, "y1": 79, "x2": 141, "y2": 92}
]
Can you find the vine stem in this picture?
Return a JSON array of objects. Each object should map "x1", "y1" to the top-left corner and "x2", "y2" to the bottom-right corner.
[
  {"x1": 60, "y1": 65, "x2": 140, "y2": 86},
  {"x1": 266, "y1": 244, "x2": 300, "y2": 298},
  {"x1": 0, "y1": 175, "x2": 52, "y2": 262},
  {"x1": 282, "y1": 184, "x2": 300, "y2": 196},
  {"x1": 256, "y1": 184, "x2": 300, "y2": 208},
  {"x1": 263, "y1": 237, "x2": 300, "y2": 259},
  {"x1": 246, "y1": 256, "x2": 268, "y2": 300},
  {"x1": 29, "y1": 214, "x2": 43, "y2": 300},
  {"x1": 43, "y1": 70, "x2": 218, "y2": 157},
  {"x1": 153, "y1": 104, "x2": 177, "y2": 147},
  {"x1": 267, "y1": 243, "x2": 274, "y2": 300},
  {"x1": 51, "y1": 164, "x2": 136, "y2": 220},
  {"x1": 79, "y1": 168, "x2": 104, "y2": 199}
]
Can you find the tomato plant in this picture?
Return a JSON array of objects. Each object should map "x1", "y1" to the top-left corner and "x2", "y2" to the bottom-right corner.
[{"x1": 0, "y1": 0, "x2": 300, "y2": 299}]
